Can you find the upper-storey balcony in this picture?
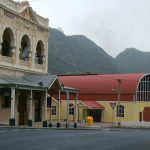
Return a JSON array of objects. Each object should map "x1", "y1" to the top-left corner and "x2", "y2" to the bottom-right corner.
[
  {"x1": 0, "y1": 46, "x2": 46, "y2": 73},
  {"x1": 0, "y1": 28, "x2": 47, "y2": 73}
]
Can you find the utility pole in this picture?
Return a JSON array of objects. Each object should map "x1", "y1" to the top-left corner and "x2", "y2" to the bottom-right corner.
[{"x1": 117, "y1": 79, "x2": 121, "y2": 126}]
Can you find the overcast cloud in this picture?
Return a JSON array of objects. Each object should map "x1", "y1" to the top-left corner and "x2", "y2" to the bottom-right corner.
[{"x1": 28, "y1": 0, "x2": 150, "y2": 57}]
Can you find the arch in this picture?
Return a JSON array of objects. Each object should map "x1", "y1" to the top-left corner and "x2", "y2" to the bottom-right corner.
[
  {"x1": 35, "y1": 40, "x2": 44, "y2": 64},
  {"x1": 136, "y1": 74, "x2": 150, "y2": 101},
  {"x1": 20, "y1": 34, "x2": 31, "y2": 61},
  {"x1": 1, "y1": 27, "x2": 14, "y2": 57}
]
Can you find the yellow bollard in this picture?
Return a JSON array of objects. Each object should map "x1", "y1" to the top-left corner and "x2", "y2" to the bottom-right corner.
[{"x1": 86, "y1": 116, "x2": 93, "y2": 126}]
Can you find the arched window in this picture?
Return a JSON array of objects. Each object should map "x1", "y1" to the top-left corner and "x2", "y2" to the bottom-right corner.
[
  {"x1": 20, "y1": 35, "x2": 30, "y2": 61},
  {"x1": 2, "y1": 28, "x2": 14, "y2": 57},
  {"x1": 35, "y1": 40, "x2": 44, "y2": 64},
  {"x1": 116, "y1": 105, "x2": 124, "y2": 117},
  {"x1": 137, "y1": 74, "x2": 150, "y2": 101}
]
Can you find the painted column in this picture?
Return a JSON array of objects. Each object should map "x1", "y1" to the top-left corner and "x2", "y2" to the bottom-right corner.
[
  {"x1": 74, "y1": 92, "x2": 78, "y2": 128},
  {"x1": 32, "y1": 37, "x2": 36, "y2": 69},
  {"x1": 66, "y1": 91, "x2": 70, "y2": 128},
  {"x1": 57, "y1": 90, "x2": 61, "y2": 127},
  {"x1": 0, "y1": 25, "x2": 2, "y2": 56},
  {"x1": 43, "y1": 91, "x2": 48, "y2": 127},
  {"x1": 117, "y1": 79, "x2": 121, "y2": 126},
  {"x1": 11, "y1": 46, "x2": 16, "y2": 64},
  {"x1": 28, "y1": 90, "x2": 33, "y2": 127},
  {"x1": 133, "y1": 94, "x2": 136, "y2": 123},
  {"x1": 29, "y1": 51, "x2": 32, "y2": 68},
  {"x1": 44, "y1": 42, "x2": 48, "y2": 73},
  {"x1": 16, "y1": 30, "x2": 21, "y2": 65},
  {"x1": 10, "y1": 88, "x2": 15, "y2": 126}
]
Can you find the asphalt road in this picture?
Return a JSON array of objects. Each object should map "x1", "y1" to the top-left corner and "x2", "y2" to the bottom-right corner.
[{"x1": 0, "y1": 127, "x2": 150, "y2": 150}]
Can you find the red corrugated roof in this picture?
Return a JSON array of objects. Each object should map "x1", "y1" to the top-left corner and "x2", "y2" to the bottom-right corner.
[
  {"x1": 59, "y1": 74, "x2": 144, "y2": 101},
  {"x1": 81, "y1": 101, "x2": 104, "y2": 109}
]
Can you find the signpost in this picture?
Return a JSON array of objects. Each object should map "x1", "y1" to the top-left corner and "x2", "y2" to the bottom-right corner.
[
  {"x1": 110, "y1": 102, "x2": 116, "y2": 109},
  {"x1": 110, "y1": 102, "x2": 116, "y2": 125}
]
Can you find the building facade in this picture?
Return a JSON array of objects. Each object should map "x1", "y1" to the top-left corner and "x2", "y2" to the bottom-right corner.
[
  {"x1": 0, "y1": 0, "x2": 61, "y2": 127},
  {"x1": 57, "y1": 74, "x2": 150, "y2": 127},
  {"x1": 0, "y1": 0, "x2": 49, "y2": 75}
]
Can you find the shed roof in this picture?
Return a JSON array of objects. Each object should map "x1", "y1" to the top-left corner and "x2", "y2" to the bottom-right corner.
[
  {"x1": 80, "y1": 101, "x2": 104, "y2": 109},
  {"x1": 59, "y1": 74, "x2": 144, "y2": 101}
]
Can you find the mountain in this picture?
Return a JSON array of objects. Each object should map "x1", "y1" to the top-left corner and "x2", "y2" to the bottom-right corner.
[
  {"x1": 48, "y1": 28, "x2": 150, "y2": 75},
  {"x1": 115, "y1": 48, "x2": 150, "y2": 73},
  {"x1": 48, "y1": 28, "x2": 117, "y2": 75}
]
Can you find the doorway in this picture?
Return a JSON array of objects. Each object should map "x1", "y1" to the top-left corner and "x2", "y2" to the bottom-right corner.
[
  {"x1": 18, "y1": 93, "x2": 28, "y2": 125},
  {"x1": 34, "y1": 94, "x2": 42, "y2": 122},
  {"x1": 87, "y1": 109, "x2": 101, "y2": 122}
]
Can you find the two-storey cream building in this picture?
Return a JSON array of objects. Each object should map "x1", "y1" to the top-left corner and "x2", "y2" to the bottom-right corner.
[{"x1": 0, "y1": 0, "x2": 62, "y2": 127}]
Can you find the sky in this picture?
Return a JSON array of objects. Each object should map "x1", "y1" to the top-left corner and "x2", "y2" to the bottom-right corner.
[{"x1": 18, "y1": 0, "x2": 150, "y2": 57}]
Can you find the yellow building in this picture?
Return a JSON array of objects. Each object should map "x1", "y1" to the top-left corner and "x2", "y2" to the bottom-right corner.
[{"x1": 55, "y1": 74, "x2": 150, "y2": 127}]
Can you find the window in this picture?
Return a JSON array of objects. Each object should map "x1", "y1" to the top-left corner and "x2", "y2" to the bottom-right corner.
[
  {"x1": 47, "y1": 97, "x2": 51, "y2": 108},
  {"x1": 137, "y1": 75, "x2": 150, "y2": 101},
  {"x1": 2, "y1": 28, "x2": 14, "y2": 57},
  {"x1": 69, "y1": 103, "x2": 74, "y2": 115},
  {"x1": 116, "y1": 105, "x2": 124, "y2": 117},
  {"x1": 20, "y1": 35, "x2": 30, "y2": 61},
  {"x1": 35, "y1": 40, "x2": 44, "y2": 64},
  {"x1": 34, "y1": 97, "x2": 41, "y2": 122},
  {"x1": 51, "y1": 106, "x2": 56, "y2": 115},
  {"x1": 2, "y1": 92, "x2": 11, "y2": 108}
]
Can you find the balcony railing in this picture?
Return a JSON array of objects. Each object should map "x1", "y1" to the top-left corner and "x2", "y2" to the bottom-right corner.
[
  {"x1": 0, "y1": 55, "x2": 45, "y2": 72},
  {"x1": 19, "y1": 60, "x2": 30, "y2": 67},
  {"x1": 35, "y1": 63, "x2": 44, "y2": 70}
]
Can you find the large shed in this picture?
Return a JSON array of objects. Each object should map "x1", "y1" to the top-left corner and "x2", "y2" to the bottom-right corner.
[{"x1": 58, "y1": 74, "x2": 150, "y2": 126}]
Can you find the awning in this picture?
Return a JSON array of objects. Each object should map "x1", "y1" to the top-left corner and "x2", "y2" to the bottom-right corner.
[
  {"x1": 0, "y1": 74, "x2": 62, "y2": 91},
  {"x1": 78, "y1": 101, "x2": 104, "y2": 109}
]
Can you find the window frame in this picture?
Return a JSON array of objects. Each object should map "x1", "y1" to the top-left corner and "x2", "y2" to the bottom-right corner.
[
  {"x1": 2, "y1": 95, "x2": 11, "y2": 108},
  {"x1": 69, "y1": 103, "x2": 74, "y2": 115},
  {"x1": 51, "y1": 106, "x2": 57, "y2": 115},
  {"x1": 116, "y1": 105, "x2": 124, "y2": 118}
]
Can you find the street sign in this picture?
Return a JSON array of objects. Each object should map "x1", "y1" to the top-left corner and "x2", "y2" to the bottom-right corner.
[{"x1": 110, "y1": 102, "x2": 116, "y2": 109}]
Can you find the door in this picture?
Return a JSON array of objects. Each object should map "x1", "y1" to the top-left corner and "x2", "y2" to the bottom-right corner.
[
  {"x1": 18, "y1": 93, "x2": 28, "y2": 125},
  {"x1": 139, "y1": 112, "x2": 142, "y2": 122},
  {"x1": 88, "y1": 109, "x2": 101, "y2": 122},
  {"x1": 35, "y1": 97, "x2": 42, "y2": 122},
  {"x1": 143, "y1": 107, "x2": 150, "y2": 122}
]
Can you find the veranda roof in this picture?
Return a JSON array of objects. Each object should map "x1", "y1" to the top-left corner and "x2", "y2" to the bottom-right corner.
[{"x1": 0, "y1": 74, "x2": 59, "y2": 91}]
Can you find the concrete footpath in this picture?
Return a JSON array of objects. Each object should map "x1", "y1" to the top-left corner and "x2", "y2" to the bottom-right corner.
[
  {"x1": 0, "y1": 122, "x2": 150, "y2": 130},
  {"x1": 0, "y1": 122, "x2": 112, "y2": 129}
]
